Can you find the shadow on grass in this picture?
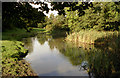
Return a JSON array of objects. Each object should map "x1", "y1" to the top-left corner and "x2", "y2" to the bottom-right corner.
[
  {"x1": 88, "y1": 32, "x2": 120, "y2": 78},
  {"x1": 2, "y1": 28, "x2": 38, "y2": 41},
  {"x1": 11, "y1": 50, "x2": 29, "y2": 60},
  {"x1": 94, "y1": 32, "x2": 120, "y2": 50}
]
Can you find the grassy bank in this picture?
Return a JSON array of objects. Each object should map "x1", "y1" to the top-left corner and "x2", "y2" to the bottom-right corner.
[
  {"x1": 1, "y1": 28, "x2": 45, "y2": 76},
  {"x1": 2, "y1": 28, "x2": 45, "y2": 41},
  {"x1": 66, "y1": 30, "x2": 119, "y2": 45},
  {"x1": 1, "y1": 41, "x2": 37, "y2": 76}
]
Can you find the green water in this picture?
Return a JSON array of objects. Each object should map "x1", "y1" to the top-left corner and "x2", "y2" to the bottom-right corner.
[{"x1": 23, "y1": 33, "x2": 120, "y2": 77}]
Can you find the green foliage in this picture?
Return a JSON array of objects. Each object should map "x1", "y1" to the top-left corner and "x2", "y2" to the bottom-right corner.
[
  {"x1": 44, "y1": 14, "x2": 69, "y2": 33},
  {"x1": 3, "y1": 2, "x2": 120, "y2": 32},
  {"x1": 63, "y1": 2, "x2": 120, "y2": 32},
  {"x1": 2, "y1": 2, "x2": 45, "y2": 31},
  {"x1": 2, "y1": 41, "x2": 27, "y2": 59},
  {"x1": 64, "y1": 7, "x2": 80, "y2": 32},
  {"x1": 79, "y1": 2, "x2": 120, "y2": 31},
  {"x1": 51, "y1": 2, "x2": 92, "y2": 15}
]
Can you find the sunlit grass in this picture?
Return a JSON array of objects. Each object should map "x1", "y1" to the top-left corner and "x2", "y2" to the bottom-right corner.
[
  {"x1": 32, "y1": 28, "x2": 46, "y2": 32},
  {"x1": 1, "y1": 40, "x2": 37, "y2": 76},
  {"x1": 66, "y1": 30, "x2": 119, "y2": 44}
]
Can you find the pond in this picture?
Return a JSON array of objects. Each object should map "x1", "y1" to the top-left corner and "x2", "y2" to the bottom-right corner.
[{"x1": 23, "y1": 33, "x2": 120, "y2": 77}]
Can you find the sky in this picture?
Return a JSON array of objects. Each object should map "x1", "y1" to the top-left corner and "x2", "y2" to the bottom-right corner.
[{"x1": 30, "y1": 2, "x2": 58, "y2": 17}]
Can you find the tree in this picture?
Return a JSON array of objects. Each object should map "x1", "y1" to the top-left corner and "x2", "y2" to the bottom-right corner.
[
  {"x1": 2, "y1": 2, "x2": 46, "y2": 31},
  {"x1": 51, "y1": 2, "x2": 93, "y2": 16},
  {"x1": 63, "y1": 2, "x2": 120, "y2": 31},
  {"x1": 79, "y1": 2, "x2": 120, "y2": 31},
  {"x1": 44, "y1": 14, "x2": 68, "y2": 32}
]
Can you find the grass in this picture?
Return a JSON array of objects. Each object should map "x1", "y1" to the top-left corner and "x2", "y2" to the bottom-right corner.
[
  {"x1": 1, "y1": 28, "x2": 45, "y2": 76},
  {"x1": 66, "y1": 30, "x2": 119, "y2": 45},
  {"x1": 1, "y1": 40, "x2": 37, "y2": 76},
  {"x1": 32, "y1": 28, "x2": 46, "y2": 32},
  {"x1": 2, "y1": 28, "x2": 38, "y2": 41}
]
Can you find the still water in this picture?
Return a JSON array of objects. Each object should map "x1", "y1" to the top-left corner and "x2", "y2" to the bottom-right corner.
[{"x1": 23, "y1": 33, "x2": 120, "y2": 77}]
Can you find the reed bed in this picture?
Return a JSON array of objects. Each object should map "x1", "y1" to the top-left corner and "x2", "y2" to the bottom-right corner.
[{"x1": 66, "y1": 30, "x2": 119, "y2": 45}]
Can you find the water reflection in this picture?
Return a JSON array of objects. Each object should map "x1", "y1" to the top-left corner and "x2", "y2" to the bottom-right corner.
[
  {"x1": 23, "y1": 33, "x2": 120, "y2": 77},
  {"x1": 22, "y1": 38, "x2": 34, "y2": 54},
  {"x1": 24, "y1": 36, "x2": 88, "y2": 76}
]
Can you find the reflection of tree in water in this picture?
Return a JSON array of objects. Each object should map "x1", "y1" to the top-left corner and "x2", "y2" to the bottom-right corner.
[
  {"x1": 48, "y1": 37, "x2": 89, "y2": 65},
  {"x1": 48, "y1": 39, "x2": 55, "y2": 50},
  {"x1": 60, "y1": 45, "x2": 87, "y2": 65},
  {"x1": 36, "y1": 33, "x2": 66, "y2": 50},
  {"x1": 37, "y1": 33, "x2": 52, "y2": 45},
  {"x1": 47, "y1": 35, "x2": 92, "y2": 66},
  {"x1": 48, "y1": 38, "x2": 66, "y2": 50},
  {"x1": 48, "y1": 38, "x2": 93, "y2": 66},
  {"x1": 22, "y1": 38, "x2": 34, "y2": 53}
]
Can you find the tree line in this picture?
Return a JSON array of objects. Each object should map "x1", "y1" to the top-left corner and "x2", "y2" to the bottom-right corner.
[
  {"x1": 2, "y1": 2, "x2": 120, "y2": 32},
  {"x1": 43, "y1": 2, "x2": 120, "y2": 32}
]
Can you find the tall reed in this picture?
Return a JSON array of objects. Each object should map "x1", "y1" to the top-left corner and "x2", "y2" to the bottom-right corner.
[{"x1": 66, "y1": 30, "x2": 119, "y2": 45}]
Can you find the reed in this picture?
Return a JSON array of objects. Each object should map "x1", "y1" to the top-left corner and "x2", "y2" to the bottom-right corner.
[{"x1": 66, "y1": 30, "x2": 119, "y2": 45}]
